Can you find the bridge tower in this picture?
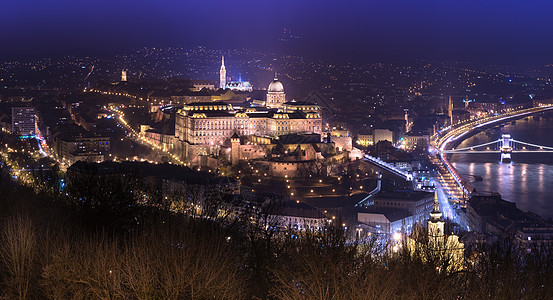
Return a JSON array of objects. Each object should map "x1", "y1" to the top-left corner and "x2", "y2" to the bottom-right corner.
[{"x1": 500, "y1": 134, "x2": 512, "y2": 163}]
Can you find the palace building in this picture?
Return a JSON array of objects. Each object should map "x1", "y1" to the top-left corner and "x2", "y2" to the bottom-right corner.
[{"x1": 174, "y1": 78, "x2": 323, "y2": 160}]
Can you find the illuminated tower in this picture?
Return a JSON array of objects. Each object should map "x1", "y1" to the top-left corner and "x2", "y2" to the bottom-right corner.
[
  {"x1": 404, "y1": 190, "x2": 464, "y2": 272},
  {"x1": 500, "y1": 133, "x2": 512, "y2": 163},
  {"x1": 231, "y1": 132, "x2": 240, "y2": 165},
  {"x1": 220, "y1": 56, "x2": 226, "y2": 89},
  {"x1": 121, "y1": 69, "x2": 127, "y2": 82},
  {"x1": 428, "y1": 191, "x2": 445, "y2": 247},
  {"x1": 266, "y1": 74, "x2": 285, "y2": 108},
  {"x1": 404, "y1": 109, "x2": 411, "y2": 132},
  {"x1": 448, "y1": 96, "x2": 453, "y2": 126}
]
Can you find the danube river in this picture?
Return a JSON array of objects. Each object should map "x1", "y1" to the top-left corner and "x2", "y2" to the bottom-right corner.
[{"x1": 450, "y1": 111, "x2": 553, "y2": 220}]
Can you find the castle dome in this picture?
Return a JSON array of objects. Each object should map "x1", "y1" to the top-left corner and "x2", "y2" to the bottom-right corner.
[{"x1": 268, "y1": 78, "x2": 284, "y2": 93}]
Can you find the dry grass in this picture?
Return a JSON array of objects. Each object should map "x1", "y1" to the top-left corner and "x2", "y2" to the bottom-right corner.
[
  {"x1": 37, "y1": 218, "x2": 248, "y2": 299},
  {"x1": 0, "y1": 216, "x2": 36, "y2": 300}
]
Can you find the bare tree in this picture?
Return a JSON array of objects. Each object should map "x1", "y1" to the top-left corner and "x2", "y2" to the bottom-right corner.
[{"x1": 0, "y1": 215, "x2": 36, "y2": 300}]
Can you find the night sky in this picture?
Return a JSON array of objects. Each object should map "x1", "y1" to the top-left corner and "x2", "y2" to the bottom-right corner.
[{"x1": 2, "y1": 0, "x2": 553, "y2": 64}]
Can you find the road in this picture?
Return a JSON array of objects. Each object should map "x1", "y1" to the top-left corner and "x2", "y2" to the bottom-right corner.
[
  {"x1": 432, "y1": 179, "x2": 470, "y2": 231},
  {"x1": 105, "y1": 106, "x2": 185, "y2": 165}
]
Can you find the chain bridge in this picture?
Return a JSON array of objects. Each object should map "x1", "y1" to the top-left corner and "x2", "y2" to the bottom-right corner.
[{"x1": 441, "y1": 134, "x2": 553, "y2": 162}]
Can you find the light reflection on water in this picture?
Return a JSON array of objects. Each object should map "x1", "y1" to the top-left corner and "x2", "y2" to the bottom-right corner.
[{"x1": 450, "y1": 114, "x2": 553, "y2": 219}]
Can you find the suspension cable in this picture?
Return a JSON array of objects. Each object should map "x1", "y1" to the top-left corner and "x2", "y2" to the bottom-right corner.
[
  {"x1": 511, "y1": 139, "x2": 553, "y2": 151},
  {"x1": 449, "y1": 139, "x2": 501, "y2": 152}
]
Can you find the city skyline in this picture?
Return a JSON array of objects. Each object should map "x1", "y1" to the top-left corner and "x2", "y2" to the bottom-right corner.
[{"x1": 1, "y1": 2, "x2": 553, "y2": 298}]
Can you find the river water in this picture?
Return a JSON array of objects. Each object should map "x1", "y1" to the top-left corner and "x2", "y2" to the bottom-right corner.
[{"x1": 450, "y1": 111, "x2": 553, "y2": 220}]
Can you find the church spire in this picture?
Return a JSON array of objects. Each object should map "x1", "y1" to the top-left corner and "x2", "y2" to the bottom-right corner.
[
  {"x1": 219, "y1": 55, "x2": 226, "y2": 89},
  {"x1": 430, "y1": 190, "x2": 442, "y2": 221}
]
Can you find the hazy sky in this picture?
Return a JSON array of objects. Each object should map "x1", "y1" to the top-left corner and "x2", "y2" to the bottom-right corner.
[{"x1": 2, "y1": 0, "x2": 553, "y2": 64}]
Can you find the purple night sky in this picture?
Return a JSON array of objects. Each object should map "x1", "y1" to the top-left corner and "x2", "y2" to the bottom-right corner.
[{"x1": 2, "y1": 0, "x2": 553, "y2": 63}]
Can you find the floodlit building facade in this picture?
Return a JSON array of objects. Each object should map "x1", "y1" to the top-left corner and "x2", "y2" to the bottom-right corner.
[
  {"x1": 175, "y1": 79, "x2": 322, "y2": 160},
  {"x1": 219, "y1": 55, "x2": 253, "y2": 91},
  {"x1": 405, "y1": 191, "x2": 465, "y2": 272},
  {"x1": 266, "y1": 77, "x2": 286, "y2": 108},
  {"x1": 225, "y1": 80, "x2": 253, "y2": 92}
]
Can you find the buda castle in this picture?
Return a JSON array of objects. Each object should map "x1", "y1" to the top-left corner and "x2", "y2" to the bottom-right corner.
[{"x1": 174, "y1": 63, "x2": 323, "y2": 161}]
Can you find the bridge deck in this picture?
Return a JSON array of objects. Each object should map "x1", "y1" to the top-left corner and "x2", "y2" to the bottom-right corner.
[{"x1": 433, "y1": 105, "x2": 553, "y2": 201}]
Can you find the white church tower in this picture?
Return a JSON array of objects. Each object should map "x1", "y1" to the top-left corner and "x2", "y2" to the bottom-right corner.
[
  {"x1": 428, "y1": 191, "x2": 445, "y2": 242},
  {"x1": 219, "y1": 56, "x2": 226, "y2": 89}
]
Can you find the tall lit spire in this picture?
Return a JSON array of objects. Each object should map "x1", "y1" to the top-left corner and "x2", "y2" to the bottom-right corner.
[
  {"x1": 219, "y1": 55, "x2": 226, "y2": 89},
  {"x1": 430, "y1": 190, "x2": 442, "y2": 221},
  {"x1": 448, "y1": 95, "x2": 453, "y2": 126},
  {"x1": 121, "y1": 69, "x2": 127, "y2": 82}
]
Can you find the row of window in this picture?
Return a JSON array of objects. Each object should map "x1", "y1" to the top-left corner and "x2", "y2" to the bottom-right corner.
[
  {"x1": 379, "y1": 201, "x2": 410, "y2": 207},
  {"x1": 282, "y1": 217, "x2": 323, "y2": 225}
]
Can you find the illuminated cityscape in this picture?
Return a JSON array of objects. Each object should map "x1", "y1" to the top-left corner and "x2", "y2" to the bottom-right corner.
[{"x1": 1, "y1": 1, "x2": 553, "y2": 298}]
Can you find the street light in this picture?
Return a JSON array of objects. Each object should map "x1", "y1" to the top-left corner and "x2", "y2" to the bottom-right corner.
[{"x1": 393, "y1": 232, "x2": 402, "y2": 241}]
